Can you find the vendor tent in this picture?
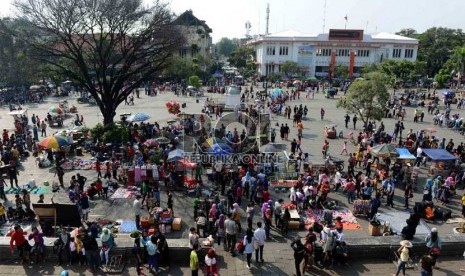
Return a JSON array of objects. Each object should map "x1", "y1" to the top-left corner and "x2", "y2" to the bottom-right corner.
[
  {"x1": 396, "y1": 148, "x2": 415, "y2": 159},
  {"x1": 422, "y1": 148, "x2": 458, "y2": 161},
  {"x1": 370, "y1": 144, "x2": 399, "y2": 158},
  {"x1": 167, "y1": 149, "x2": 184, "y2": 162}
]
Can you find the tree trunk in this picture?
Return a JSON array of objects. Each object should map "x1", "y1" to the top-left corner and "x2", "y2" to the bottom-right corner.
[{"x1": 101, "y1": 103, "x2": 116, "y2": 126}]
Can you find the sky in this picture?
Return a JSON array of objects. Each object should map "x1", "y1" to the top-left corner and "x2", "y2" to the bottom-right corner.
[{"x1": 2, "y1": 0, "x2": 465, "y2": 43}]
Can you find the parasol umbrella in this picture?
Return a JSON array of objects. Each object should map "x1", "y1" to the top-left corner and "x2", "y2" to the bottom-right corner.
[
  {"x1": 202, "y1": 137, "x2": 224, "y2": 148},
  {"x1": 370, "y1": 144, "x2": 399, "y2": 158},
  {"x1": 260, "y1": 144, "x2": 280, "y2": 153},
  {"x1": 293, "y1": 80, "x2": 301, "y2": 85},
  {"x1": 39, "y1": 135, "x2": 69, "y2": 150},
  {"x1": 144, "y1": 139, "x2": 159, "y2": 147},
  {"x1": 48, "y1": 106, "x2": 64, "y2": 115},
  {"x1": 126, "y1": 112, "x2": 151, "y2": 122},
  {"x1": 208, "y1": 143, "x2": 233, "y2": 155},
  {"x1": 423, "y1": 127, "x2": 436, "y2": 133},
  {"x1": 155, "y1": 137, "x2": 171, "y2": 145},
  {"x1": 167, "y1": 149, "x2": 184, "y2": 162}
]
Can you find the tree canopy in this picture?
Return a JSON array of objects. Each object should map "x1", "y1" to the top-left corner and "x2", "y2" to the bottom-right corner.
[
  {"x1": 215, "y1": 37, "x2": 239, "y2": 57},
  {"x1": 14, "y1": 0, "x2": 184, "y2": 124},
  {"x1": 280, "y1": 61, "x2": 301, "y2": 78},
  {"x1": 336, "y1": 72, "x2": 389, "y2": 125}
]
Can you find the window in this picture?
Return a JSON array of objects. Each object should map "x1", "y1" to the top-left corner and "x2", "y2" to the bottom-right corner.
[
  {"x1": 316, "y1": 49, "x2": 332, "y2": 56},
  {"x1": 266, "y1": 46, "x2": 275, "y2": 55},
  {"x1": 279, "y1": 46, "x2": 288, "y2": 56},
  {"x1": 179, "y1": 48, "x2": 188, "y2": 58},
  {"x1": 357, "y1": 49, "x2": 370, "y2": 57},
  {"x1": 337, "y1": 49, "x2": 350, "y2": 56},
  {"x1": 404, "y1": 49, "x2": 414, "y2": 58},
  {"x1": 266, "y1": 64, "x2": 275, "y2": 75},
  {"x1": 392, "y1": 48, "x2": 402, "y2": 58}
]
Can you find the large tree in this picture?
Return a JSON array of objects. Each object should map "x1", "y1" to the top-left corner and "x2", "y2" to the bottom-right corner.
[
  {"x1": 336, "y1": 72, "x2": 389, "y2": 126},
  {"x1": 15, "y1": 0, "x2": 184, "y2": 124},
  {"x1": 416, "y1": 27, "x2": 465, "y2": 77},
  {"x1": 280, "y1": 61, "x2": 301, "y2": 79},
  {"x1": 215, "y1": 37, "x2": 238, "y2": 57}
]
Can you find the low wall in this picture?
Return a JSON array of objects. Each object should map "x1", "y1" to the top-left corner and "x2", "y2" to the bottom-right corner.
[{"x1": 0, "y1": 233, "x2": 464, "y2": 263}]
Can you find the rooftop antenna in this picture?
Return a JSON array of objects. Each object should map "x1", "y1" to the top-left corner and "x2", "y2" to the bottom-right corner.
[
  {"x1": 266, "y1": 3, "x2": 270, "y2": 35},
  {"x1": 322, "y1": 0, "x2": 327, "y2": 33},
  {"x1": 245, "y1": 21, "x2": 251, "y2": 38}
]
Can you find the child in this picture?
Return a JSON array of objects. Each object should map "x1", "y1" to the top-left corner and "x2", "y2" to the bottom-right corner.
[{"x1": 340, "y1": 141, "x2": 348, "y2": 155}]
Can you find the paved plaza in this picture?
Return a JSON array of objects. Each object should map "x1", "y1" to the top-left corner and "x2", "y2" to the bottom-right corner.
[{"x1": 1, "y1": 85, "x2": 465, "y2": 275}]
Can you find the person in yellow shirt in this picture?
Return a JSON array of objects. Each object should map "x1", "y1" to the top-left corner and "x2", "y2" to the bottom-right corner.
[
  {"x1": 190, "y1": 243, "x2": 199, "y2": 275},
  {"x1": 297, "y1": 121, "x2": 303, "y2": 137},
  {"x1": 395, "y1": 240, "x2": 412, "y2": 276},
  {"x1": 461, "y1": 193, "x2": 465, "y2": 218},
  {"x1": 0, "y1": 202, "x2": 6, "y2": 223}
]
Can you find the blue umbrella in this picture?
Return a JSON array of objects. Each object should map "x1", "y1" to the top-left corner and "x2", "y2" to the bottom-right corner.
[
  {"x1": 207, "y1": 143, "x2": 233, "y2": 155},
  {"x1": 126, "y1": 112, "x2": 151, "y2": 122}
]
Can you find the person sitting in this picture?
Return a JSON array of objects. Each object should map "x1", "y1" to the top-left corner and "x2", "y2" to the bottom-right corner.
[
  {"x1": 334, "y1": 241, "x2": 349, "y2": 265},
  {"x1": 99, "y1": 228, "x2": 115, "y2": 266},
  {"x1": 196, "y1": 212, "x2": 208, "y2": 238}
]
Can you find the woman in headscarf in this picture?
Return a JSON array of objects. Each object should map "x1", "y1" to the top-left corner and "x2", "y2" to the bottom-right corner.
[
  {"x1": 204, "y1": 248, "x2": 219, "y2": 275},
  {"x1": 208, "y1": 204, "x2": 218, "y2": 234},
  {"x1": 99, "y1": 228, "x2": 115, "y2": 265},
  {"x1": 261, "y1": 202, "x2": 269, "y2": 219},
  {"x1": 423, "y1": 178, "x2": 433, "y2": 202},
  {"x1": 215, "y1": 214, "x2": 226, "y2": 247},
  {"x1": 232, "y1": 203, "x2": 242, "y2": 233},
  {"x1": 432, "y1": 176, "x2": 441, "y2": 199}
]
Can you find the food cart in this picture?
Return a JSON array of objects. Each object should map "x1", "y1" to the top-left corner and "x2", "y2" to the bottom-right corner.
[
  {"x1": 323, "y1": 124, "x2": 337, "y2": 139},
  {"x1": 175, "y1": 159, "x2": 198, "y2": 193},
  {"x1": 422, "y1": 148, "x2": 459, "y2": 177}
]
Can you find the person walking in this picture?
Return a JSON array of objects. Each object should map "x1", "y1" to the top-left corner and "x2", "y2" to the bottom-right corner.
[
  {"x1": 56, "y1": 228, "x2": 71, "y2": 265},
  {"x1": 133, "y1": 195, "x2": 142, "y2": 230},
  {"x1": 340, "y1": 141, "x2": 348, "y2": 155},
  {"x1": 344, "y1": 114, "x2": 350, "y2": 128},
  {"x1": 243, "y1": 228, "x2": 255, "y2": 269},
  {"x1": 291, "y1": 238, "x2": 309, "y2": 276},
  {"x1": 320, "y1": 108, "x2": 325, "y2": 120},
  {"x1": 146, "y1": 235, "x2": 159, "y2": 273},
  {"x1": 394, "y1": 240, "x2": 412, "y2": 276},
  {"x1": 10, "y1": 224, "x2": 31, "y2": 264},
  {"x1": 190, "y1": 243, "x2": 200, "y2": 276},
  {"x1": 254, "y1": 222, "x2": 266, "y2": 263},
  {"x1": 404, "y1": 181, "x2": 413, "y2": 210},
  {"x1": 369, "y1": 193, "x2": 381, "y2": 220},
  {"x1": 55, "y1": 165, "x2": 65, "y2": 188},
  {"x1": 425, "y1": 228, "x2": 441, "y2": 265},
  {"x1": 8, "y1": 162, "x2": 19, "y2": 188},
  {"x1": 353, "y1": 114, "x2": 357, "y2": 129},
  {"x1": 40, "y1": 121, "x2": 47, "y2": 137},
  {"x1": 225, "y1": 213, "x2": 238, "y2": 256}
]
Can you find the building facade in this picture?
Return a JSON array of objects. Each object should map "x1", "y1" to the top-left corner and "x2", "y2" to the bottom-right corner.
[
  {"x1": 172, "y1": 10, "x2": 213, "y2": 63},
  {"x1": 248, "y1": 29, "x2": 419, "y2": 78}
]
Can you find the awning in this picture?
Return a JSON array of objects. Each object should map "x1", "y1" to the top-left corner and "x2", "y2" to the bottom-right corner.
[
  {"x1": 396, "y1": 148, "x2": 415, "y2": 160},
  {"x1": 422, "y1": 148, "x2": 458, "y2": 161}
]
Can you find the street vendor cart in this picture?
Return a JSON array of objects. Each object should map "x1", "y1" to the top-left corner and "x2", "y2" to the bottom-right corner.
[{"x1": 422, "y1": 148, "x2": 459, "y2": 177}]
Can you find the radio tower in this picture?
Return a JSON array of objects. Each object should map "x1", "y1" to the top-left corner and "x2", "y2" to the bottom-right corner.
[
  {"x1": 322, "y1": 0, "x2": 327, "y2": 33},
  {"x1": 265, "y1": 3, "x2": 270, "y2": 35}
]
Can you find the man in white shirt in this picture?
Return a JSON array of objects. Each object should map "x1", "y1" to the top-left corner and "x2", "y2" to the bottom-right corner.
[
  {"x1": 415, "y1": 147, "x2": 423, "y2": 166},
  {"x1": 133, "y1": 195, "x2": 142, "y2": 230},
  {"x1": 253, "y1": 222, "x2": 266, "y2": 263}
]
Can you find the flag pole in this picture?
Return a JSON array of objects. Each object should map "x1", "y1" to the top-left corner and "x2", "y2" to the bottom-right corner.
[{"x1": 344, "y1": 14, "x2": 348, "y2": 29}]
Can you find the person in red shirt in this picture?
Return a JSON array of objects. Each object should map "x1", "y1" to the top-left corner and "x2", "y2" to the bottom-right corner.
[
  {"x1": 10, "y1": 224, "x2": 30, "y2": 263},
  {"x1": 95, "y1": 178, "x2": 103, "y2": 198},
  {"x1": 344, "y1": 179, "x2": 356, "y2": 204},
  {"x1": 236, "y1": 185, "x2": 243, "y2": 205},
  {"x1": 262, "y1": 189, "x2": 270, "y2": 204},
  {"x1": 95, "y1": 160, "x2": 102, "y2": 178}
]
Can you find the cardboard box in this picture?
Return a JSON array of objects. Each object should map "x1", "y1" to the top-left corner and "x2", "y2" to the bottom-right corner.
[
  {"x1": 289, "y1": 221, "x2": 300, "y2": 230},
  {"x1": 172, "y1": 218, "x2": 182, "y2": 231},
  {"x1": 368, "y1": 224, "x2": 381, "y2": 236}
]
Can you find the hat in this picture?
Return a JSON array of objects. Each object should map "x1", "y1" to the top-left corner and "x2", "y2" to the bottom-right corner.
[
  {"x1": 400, "y1": 240, "x2": 413, "y2": 248},
  {"x1": 130, "y1": 230, "x2": 141, "y2": 239},
  {"x1": 431, "y1": 228, "x2": 438, "y2": 233},
  {"x1": 102, "y1": 228, "x2": 110, "y2": 234}
]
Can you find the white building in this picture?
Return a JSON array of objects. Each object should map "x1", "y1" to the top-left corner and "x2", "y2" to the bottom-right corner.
[{"x1": 248, "y1": 29, "x2": 419, "y2": 78}]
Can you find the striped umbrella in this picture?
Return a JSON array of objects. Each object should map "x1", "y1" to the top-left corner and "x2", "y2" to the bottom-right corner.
[
  {"x1": 39, "y1": 135, "x2": 69, "y2": 149},
  {"x1": 48, "y1": 106, "x2": 64, "y2": 115}
]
